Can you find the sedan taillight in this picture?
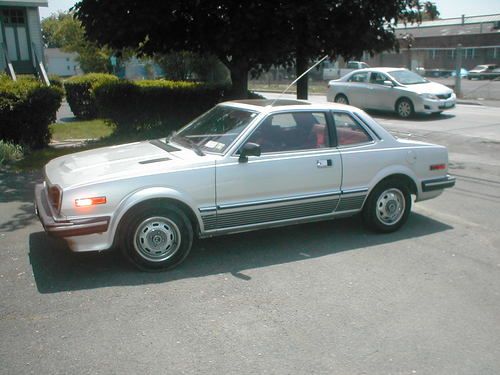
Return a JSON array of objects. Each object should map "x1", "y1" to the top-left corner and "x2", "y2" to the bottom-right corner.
[{"x1": 47, "y1": 185, "x2": 62, "y2": 213}]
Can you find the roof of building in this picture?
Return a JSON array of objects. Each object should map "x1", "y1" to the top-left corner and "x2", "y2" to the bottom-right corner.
[
  {"x1": 0, "y1": 0, "x2": 48, "y2": 7},
  {"x1": 395, "y1": 13, "x2": 500, "y2": 38}
]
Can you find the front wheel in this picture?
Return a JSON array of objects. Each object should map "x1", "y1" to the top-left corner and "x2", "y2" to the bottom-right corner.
[
  {"x1": 120, "y1": 205, "x2": 193, "y2": 271},
  {"x1": 396, "y1": 98, "x2": 414, "y2": 119},
  {"x1": 363, "y1": 179, "x2": 411, "y2": 233},
  {"x1": 334, "y1": 94, "x2": 349, "y2": 105}
]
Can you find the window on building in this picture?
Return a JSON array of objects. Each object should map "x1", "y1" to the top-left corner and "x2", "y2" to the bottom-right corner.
[
  {"x1": 465, "y1": 48, "x2": 476, "y2": 59},
  {"x1": 1, "y1": 9, "x2": 25, "y2": 25},
  {"x1": 428, "y1": 49, "x2": 436, "y2": 60},
  {"x1": 486, "y1": 48, "x2": 497, "y2": 59}
]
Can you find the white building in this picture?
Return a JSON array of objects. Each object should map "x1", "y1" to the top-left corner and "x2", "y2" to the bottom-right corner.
[
  {"x1": 0, "y1": 0, "x2": 46, "y2": 76},
  {"x1": 45, "y1": 47, "x2": 81, "y2": 77}
]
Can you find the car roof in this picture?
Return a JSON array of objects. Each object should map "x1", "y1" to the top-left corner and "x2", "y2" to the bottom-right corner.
[{"x1": 220, "y1": 99, "x2": 356, "y2": 113}]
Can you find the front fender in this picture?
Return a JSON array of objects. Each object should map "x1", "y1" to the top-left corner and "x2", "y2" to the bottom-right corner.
[{"x1": 109, "y1": 186, "x2": 203, "y2": 243}]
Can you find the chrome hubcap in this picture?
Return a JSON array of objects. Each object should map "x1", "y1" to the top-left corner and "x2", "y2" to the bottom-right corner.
[
  {"x1": 134, "y1": 217, "x2": 181, "y2": 262},
  {"x1": 398, "y1": 101, "x2": 412, "y2": 117},
  {"x1": 376, "y1": 188, "x2": 405, "y2": 225}
]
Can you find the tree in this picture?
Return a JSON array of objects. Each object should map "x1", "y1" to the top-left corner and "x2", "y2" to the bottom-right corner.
[
  {"x1": 41, "y1": 12, "x2": 112, "y2": 73},
  {"x1": 74, "y1": 0, "x2": 439, "y2": 98}
]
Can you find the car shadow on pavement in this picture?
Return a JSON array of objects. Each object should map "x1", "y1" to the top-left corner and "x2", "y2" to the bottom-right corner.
[
  {"x1": 366, "y1": 110, "x2": 455, "y2": 122},
  {"x1": 29, "y1": 213, "x2": 453, "y2": 294}
]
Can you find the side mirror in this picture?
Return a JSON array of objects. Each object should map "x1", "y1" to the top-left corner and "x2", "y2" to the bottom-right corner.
[
  {"x1": 239, "y1": 142, "x2": 261, "y2": 163},
  {"x1": 383, "y1": 80, "x2": 394, "y2": 87}
]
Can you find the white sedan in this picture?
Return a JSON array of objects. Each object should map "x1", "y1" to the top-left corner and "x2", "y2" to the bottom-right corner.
[
  {"x1": 327, "y1": 68, "x2": 456, "y2": 118},
  {"x1": 35, "y1": 99, "x2": 455, "y2": 271}
]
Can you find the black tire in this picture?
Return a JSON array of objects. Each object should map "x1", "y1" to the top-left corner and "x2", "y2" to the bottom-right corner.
[
  {"x1": 334, "y1": 94, "x2": 349, "y2": 105},
  {"x1": 363, "y1": 179, "x2": 412, "y2": 233},
  {"x1": 119, "y1": 205, "x2": 193, "y2": 271},
  {"x1": 395, "y1": 98, "x2": 414, "y2": 119}
]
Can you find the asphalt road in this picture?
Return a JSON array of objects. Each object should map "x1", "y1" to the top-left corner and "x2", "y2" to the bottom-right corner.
[{"x1": 1, "y1": 102, "x2": 500, "y2": 374}]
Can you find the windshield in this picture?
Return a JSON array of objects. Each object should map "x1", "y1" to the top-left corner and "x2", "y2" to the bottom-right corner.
[
  {"x1": 472, "y1": 65, "x2": 486, "y2": 70},
  {"x1": 172, "y1": 106, "x2": 258, "y2": 154},
  {"x1": 389, "y1": 70, "x2": 428, "y2": 85}
]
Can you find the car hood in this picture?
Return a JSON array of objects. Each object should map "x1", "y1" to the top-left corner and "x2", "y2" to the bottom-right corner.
[
  {"x1": 401, "y1": 81, "x2": 453, "y2": 95},
  {"x1": 45, "y1": 140, "x2": 203, "y2": 189}
]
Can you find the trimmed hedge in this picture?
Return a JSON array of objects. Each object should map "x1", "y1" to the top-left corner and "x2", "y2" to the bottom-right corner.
[
  {"x1": 95, "y1": 80, "x2": 227, "y2": 133},
  {"x1": 64, "y1": 73, "x2": 119, "y2": 119},
  {"x1": 0, "y1": 75, "x2": 63, "y2": 149}
]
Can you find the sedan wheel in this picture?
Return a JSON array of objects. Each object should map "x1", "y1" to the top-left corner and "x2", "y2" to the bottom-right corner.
[
  {"x1": 120, "y1": 205, "x2": 193, "y2": 271},
  {"x1": 396, "y1": 98, "x2": 414, "y2": 119},
  {"x1": 334, "y1": 94, "x2": 349, "y2": 105},
  {"x1": 363, "y1": 179, "x2": 411, "y2": 233}
]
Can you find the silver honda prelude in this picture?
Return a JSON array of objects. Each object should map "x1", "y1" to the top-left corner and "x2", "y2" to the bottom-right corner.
[{"x1": 35, "y1": 99, "x2": 455, "y2": 271}]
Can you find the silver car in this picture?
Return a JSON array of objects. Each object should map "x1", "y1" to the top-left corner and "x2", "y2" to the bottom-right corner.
[
  {"x1": 35, "y1": 99, "x2": 455, "y2": 271},
  {"x1": 327, "y1": 68, "x2": 456, "y2": 118}
]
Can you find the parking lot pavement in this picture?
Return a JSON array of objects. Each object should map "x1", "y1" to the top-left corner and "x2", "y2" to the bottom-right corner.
[{"x1": 1, "y1": 103, "x2": 500, "y2": 374}]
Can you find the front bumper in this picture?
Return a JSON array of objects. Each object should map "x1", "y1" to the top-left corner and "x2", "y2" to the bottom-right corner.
[
  {"x1": 420, "y1": 96, "x2": 456, "y2": 113},
  {"x1": 34, "y1": 183, "x2": 110, "y2": 238},
  {"x1": 421, "y1": 175, "x2": 456, "y2": 192}
]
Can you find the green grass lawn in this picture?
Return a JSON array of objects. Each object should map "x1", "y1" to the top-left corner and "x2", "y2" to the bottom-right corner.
[
  {"x1": 50, "y1": 119, "x2": 115, "y2": 141},
  {"x1": 13, "y1": 119, "x2": 169, "y2": 172}
]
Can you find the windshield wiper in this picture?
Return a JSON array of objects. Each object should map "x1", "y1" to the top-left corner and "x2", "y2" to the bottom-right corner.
[{"x1": 171, "y1": 135, "x2": 205, "y2": 156}]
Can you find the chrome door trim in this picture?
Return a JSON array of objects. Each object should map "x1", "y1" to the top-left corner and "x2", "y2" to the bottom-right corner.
[{"x1": 216, "y1": 190, "x2": 341, "y2": 210}]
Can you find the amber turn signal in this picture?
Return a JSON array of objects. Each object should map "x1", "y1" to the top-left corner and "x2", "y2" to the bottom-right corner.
[{"x1": 75, "y1": 197, "x2": 107, "y2": 207}]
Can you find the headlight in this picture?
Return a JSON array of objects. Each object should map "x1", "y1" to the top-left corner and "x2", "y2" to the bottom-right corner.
[{"x1": 420, "y1": 93, "x2": 439, "y2": 100}]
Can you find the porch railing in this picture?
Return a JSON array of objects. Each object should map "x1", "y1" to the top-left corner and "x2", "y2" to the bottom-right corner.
[{"x1": 1, "y1": 42, "x2": 17, "y2": 81}]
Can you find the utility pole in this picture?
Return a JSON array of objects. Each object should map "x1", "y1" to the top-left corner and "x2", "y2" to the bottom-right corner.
[{"x1": 455, "y1": 44, "x2": 462, "y2": 98}]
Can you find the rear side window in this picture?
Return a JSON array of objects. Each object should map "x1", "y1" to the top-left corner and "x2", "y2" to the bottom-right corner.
[
  {"x1": 348, "y1": 72, "x2": 368, "y2": 83},
  {"x1": 333, "y1": 112, "x2": 372, "y2": 146}
]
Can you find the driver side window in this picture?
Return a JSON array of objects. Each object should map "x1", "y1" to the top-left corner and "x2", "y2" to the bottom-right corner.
[{"x1": 247, "y1": 112, "x2": 329, "y2": 153}]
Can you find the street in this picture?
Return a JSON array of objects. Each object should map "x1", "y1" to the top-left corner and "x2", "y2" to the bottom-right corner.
[{"x1": 1, "y1": 101, "x2": 500, "y2": 374}]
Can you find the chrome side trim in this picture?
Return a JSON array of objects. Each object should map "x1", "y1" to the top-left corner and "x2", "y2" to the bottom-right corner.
[
  {"x1": 341, "y1": 188, "x2": 368, "y2": 195},
  {"x1": 217, "y1": 190, "x2": 341, "y2": 210},
  {"x1": 199, "y1": 206, "x2": 217, "y2": 213}
]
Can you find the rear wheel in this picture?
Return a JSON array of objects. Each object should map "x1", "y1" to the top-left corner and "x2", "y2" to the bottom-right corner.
[
  {"x1": 363, "y1": 179, "x2": 411, "y2": 233},
  {"x1": 396, "y1": 98, "x2": 414, "y2": 119},
  {"x1": 120, "y1": 205, "x2": 193, "y2": 271},
  {"x1": 334, "y1": 94, "x2": 349, "y2": 105}
]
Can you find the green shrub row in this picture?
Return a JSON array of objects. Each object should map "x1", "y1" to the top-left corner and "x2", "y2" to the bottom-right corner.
[
  {"x1": 95, "y1": 80, "x2": 227, "y2": 133},
  {"x1": 64, "y1": 73, "x2": 119, "y2": 119},
  {"x1": 0, "y1": 75, "x2": 64, "y2": 149}
]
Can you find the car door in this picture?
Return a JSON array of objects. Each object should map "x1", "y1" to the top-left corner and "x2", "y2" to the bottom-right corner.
[
  {"x1": 345, "y1": 71, "x2": 370, "y2": 108},
  {"x1": 366, "y1": 72, "x2": 398, "y2": 111},
  {"x1": 214, "y1": 111, "x2": 342, "y2": 231}
]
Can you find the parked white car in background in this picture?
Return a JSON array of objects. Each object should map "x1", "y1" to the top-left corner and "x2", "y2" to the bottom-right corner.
[
  {"x1": 35, "y1": 99, "x2": 455, "y2": 271},
  {"x1": 327, "y1": 68, "x2": 456, "y2": 118}
]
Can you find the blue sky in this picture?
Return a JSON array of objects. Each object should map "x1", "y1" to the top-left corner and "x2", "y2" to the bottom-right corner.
[{"x1": 39, "y1": 0, "x2": 500, "y2": 19}]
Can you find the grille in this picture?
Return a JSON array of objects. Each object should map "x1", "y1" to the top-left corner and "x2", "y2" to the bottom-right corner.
[{"x1": 437, "y1": 93, "x2": 451, "y2": 100}]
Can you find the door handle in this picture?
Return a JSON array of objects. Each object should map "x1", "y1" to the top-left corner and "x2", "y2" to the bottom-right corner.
[{"x1": 317, "y1": 159, "x2": 333, "y2": 168}]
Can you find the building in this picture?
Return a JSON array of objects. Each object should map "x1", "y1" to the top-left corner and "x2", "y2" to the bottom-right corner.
[
  {"x1": 45, "y1": 48, "x2": 82, "y2": 77},
  {"x1": 365, "y1": 13, "x2": 500, "y2": 71},
  {"x1": 0, "y1": 0, "x2": 46, "y2": 76}
]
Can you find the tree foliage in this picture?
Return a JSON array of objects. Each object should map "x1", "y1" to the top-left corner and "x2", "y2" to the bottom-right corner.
[
  {"x1": 41, "y1": 12, "x2": 112, "y2": 74},
  {"x1": 74, "y1": 0, "x2": 439, "y2": 98}
]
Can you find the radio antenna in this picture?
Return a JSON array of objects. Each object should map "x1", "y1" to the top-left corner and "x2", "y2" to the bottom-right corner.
[{"x1": 270, "y1": 54, "x2": 329, "y2": 106}]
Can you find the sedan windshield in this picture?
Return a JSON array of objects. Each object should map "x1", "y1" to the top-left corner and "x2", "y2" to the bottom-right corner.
[
  {"x1": 389, "y1": 70, "x2": 428, "y2": 85},
  {"x1": 172, "y1": 106, "x2": 258, "y2": 154}
]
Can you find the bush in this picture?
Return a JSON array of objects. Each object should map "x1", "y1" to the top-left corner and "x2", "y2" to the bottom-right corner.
[
  {"x1": 0, "y1": 140, "x2": 24, "y2": 165},
  {"x1": 64, "y1": 73, "x2": 118, "y2": 119},
  {"x1": 0, "y1": 75, "x2": 64, "y2": 149},
  {"x1": 95, "y1": 79, "x2": 228, "y2": 134}
]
